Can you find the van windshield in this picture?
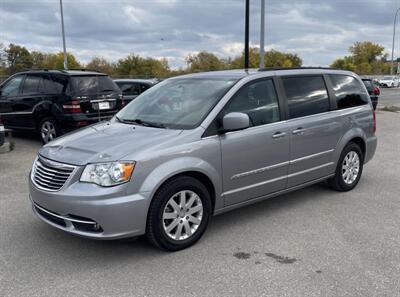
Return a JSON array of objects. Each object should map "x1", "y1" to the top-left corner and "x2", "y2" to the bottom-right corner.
[
  {"x1": 71, "y1": 75, "x2": 119, "y2": 94},
  {"x1": 116, "y1": 77, "x2": 238, "y2": 129}
]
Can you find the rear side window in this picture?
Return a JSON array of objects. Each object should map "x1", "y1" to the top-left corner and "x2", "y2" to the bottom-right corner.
[
  {"x1": 22, "y1": 75, "x2": 41, "y2": 94},
  {"x1": 71, "y1": 75, "x2": 119, "y2": 94},
  {"x1": 282, "y1": 76, "x2": 330, "y2": 119},
  {"x1": 116, "y1": 82, "x2": 140, "y2": 96},
  {"x1": 223, "y1": 79, "x2": 280, "y2": 127},
  {"x1": 329, "y1": 75, "x2": 369, "y2": 109},
  {"x1": 140, "y1": 83, "x2": 150, "y2": 93}
]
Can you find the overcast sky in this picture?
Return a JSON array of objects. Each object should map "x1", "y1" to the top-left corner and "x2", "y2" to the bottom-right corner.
[{"x1": 1, "y1": 0, "x2": 399, "y2": 68}]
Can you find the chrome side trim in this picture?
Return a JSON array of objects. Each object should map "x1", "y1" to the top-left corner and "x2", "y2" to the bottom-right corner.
[
  {"x1": 230, "y1": 161, "x2": 289, "y2": 180},
  {"x1": 33, "y1": 202, "x2": 97, "y2": 225},
  {"x1": 0, "y1": 111, "x2": 33, "y2": 115},
  {"x1": 288, "y1": 162, "x2": 334, "y2": 178},
  {"x1": 223, "y1": 175, "x2": 287, "y2": 197},
  {"x1": 289, "y1": 149, "x2": 334, "y2": 164}
]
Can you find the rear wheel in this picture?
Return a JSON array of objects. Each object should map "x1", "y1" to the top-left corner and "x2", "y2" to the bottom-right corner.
[
  {"x1": 146, "y1": 176, "x2": 212, "y2": 251},
  {"x1": 39, "y1": 117, "x2": 59, "y2": 144},
  {"x1": 328, "y1": 142, "x2": 364, "y2": 191}
]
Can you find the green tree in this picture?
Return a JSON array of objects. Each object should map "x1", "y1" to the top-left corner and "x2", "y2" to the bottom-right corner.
[
  {"x1": 115, "y1": 54, "x2": 170, "y2": 77},
  {"x1": 86, "y1": 57, "x2": 116, "y2": 75},
  {"x1": 185, "y1": 51, "x2": 224, "y2": 72},
  {"x1": 331, "y1": 41, "x2": 389, "y2": 74},
  {"x1": 229, "y1": 48, "x2": 303, "y2": 69},
  {"x1": 4, "y1": 43, "x2": 33, "y2": 74}
]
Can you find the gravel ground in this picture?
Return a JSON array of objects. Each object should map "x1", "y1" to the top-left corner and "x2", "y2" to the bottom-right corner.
[{"x1": 0, "y1": 110, "x2": 399, "y2": 297}]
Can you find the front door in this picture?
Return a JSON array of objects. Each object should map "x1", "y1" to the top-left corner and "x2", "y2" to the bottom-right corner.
[
  {"x1": 0, "y1": 75, "x2": 24, "y2": 128},
  {"x1": 220, "y1": 78, "x2": 290, "y2": 206}
]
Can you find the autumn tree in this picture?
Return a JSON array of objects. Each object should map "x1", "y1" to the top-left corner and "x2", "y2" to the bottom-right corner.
[
  {"x1": 116, "y1": 54, "x2": 170, "y2": 77},
  {"x1": 4, "y1": 43, "x2": 33, "y2": 74},
  {"x1": 86, "y1": 57, "x2": 116, "y2": 75},
  {"x1": 229, "y1": 48, "x2": 302, "y2": 69},
  {"x1": 331, "y1": 41, "x2": 390, "y2": 74},
  {"x1": 185, "y1": 51, "x2": 225, "y2": 72}
]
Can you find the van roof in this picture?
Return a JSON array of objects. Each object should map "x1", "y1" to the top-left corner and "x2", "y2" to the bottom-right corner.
[{"x1": 174, "y1": 67, "x2": 356, "y2": 80}]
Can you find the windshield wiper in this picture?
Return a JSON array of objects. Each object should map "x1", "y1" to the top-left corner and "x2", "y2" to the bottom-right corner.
[{"x1": 118, "y1": 118, "x2": 166, "y2": 128}]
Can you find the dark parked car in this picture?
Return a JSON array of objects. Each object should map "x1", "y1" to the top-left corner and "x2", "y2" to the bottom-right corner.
[
  {"x1": 114, "y1": 79, "x2": 156, "y2": 103},
  {"x1": 0, "y1": 121, "x2": 4, "y2": 147},
  {"x1": 0, "y1": 70, "x2": 122, "y2": 143},
  {"x1": 362, "y1": 78, "x2": 380, "y2": 110}
]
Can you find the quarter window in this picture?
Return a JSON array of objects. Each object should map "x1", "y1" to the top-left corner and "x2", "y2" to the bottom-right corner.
[
  {"x1": 1, "y1": 76, "x2": 23, "y2": 97},
  {"x1": 223, "y1": 79, "x2": 280, "y2": 127},
  {"x1": 282, "y1": 76, "x2": 330, "y2": 119},
  {"x1": 329, "y1": 75, "x2": 369, "y2": 109}
]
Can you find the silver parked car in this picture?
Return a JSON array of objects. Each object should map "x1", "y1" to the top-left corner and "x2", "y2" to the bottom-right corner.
[{"x1": 29, "y1": 68, "x2": 377, "y2": 251}]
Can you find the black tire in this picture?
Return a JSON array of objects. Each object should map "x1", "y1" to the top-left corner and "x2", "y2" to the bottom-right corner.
[
  {"x1": 146, "y1": 176, "x2": 212, "y2": 251},
  {"x1": 328, "y1": 142, "x2": 364, "y2": 191},
  {"x1": 38, "y1": 117, "x2": 60, "y2": 144}
]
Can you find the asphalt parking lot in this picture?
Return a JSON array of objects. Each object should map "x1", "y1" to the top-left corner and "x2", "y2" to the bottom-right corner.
[{"x1": 1, "y1": 95, "x2": 400, "y2": 297}]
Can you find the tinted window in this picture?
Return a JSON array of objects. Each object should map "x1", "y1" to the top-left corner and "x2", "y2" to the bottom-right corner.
[
  {"x1": 330, "y1": 75, "x2": 369, "y2": 109},
  {"x1": 223, "y1": 79, "x2": 280, "y2": 126},
  {"x1": 1, "y1": 76, "x2": 23, "y2": 97},
  {"x1": 116, "y1": 82, "x2": 140, "y2": 96},
  {"x1": 140, "y1": 83, "x2": 150, "y2": 93},
  {"x1": 71, "y1": 75, "x2": 119, "y2": 94},
  {"x1": 22, "y1": 75, "x2": 41, "y2": 94},
  {"x1": 283, "y1": 76, "x2": 330, "y2": 119},
  {"x1": 43, "y1": 75, "x2": 68, "y2": 94},
  {"x1": 362, "y1": 80, "x2": 373, "y2": 91}
]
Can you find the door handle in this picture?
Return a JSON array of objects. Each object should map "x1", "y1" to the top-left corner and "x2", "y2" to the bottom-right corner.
[
  {"x1": 292, "y1": 128, "x2": 304, "y2": 135},
  {"x1": 272, "y1": 131, "x2": 286, "y2": 139}
]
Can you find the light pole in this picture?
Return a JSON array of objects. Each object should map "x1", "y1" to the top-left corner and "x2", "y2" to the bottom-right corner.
[
  {"x1": 391, "y1": 7, "x2": 400, "y2": 75},
  {"x1": 59, "y1": 0, "x2": 68, "y2": 70},
  {"x1": 259, "y1": 0, "x2": 265, "y2": 69},
  {"x1": 244, "y1": 0, "x2": 250, "y2": 69}
]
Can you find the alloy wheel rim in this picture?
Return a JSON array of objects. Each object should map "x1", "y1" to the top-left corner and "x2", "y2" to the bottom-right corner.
[
  {"x1": 41, "y1": 121, "x2": 56, "y2": 143},
  {"x1": 162, "y1": 190, "x2": 203, "y2": 241},
  {"x1": 342, "y1": 151, "x2": 360, "y2": 185}
]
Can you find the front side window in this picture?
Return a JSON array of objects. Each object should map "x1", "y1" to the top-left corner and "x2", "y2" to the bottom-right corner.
[
  {"x1": 117, "y1": 77, "x2": 238, "y2": 129},
  {"x1": 1, "y1": 76, "x2": 23, "y2": 97},
  {"x1": 223, "y1": 79, "x2": 280, "y2": 126},
  {"x1": 282, "y1": 76, "x2": 330, "y2": 119},
  {"x1": 329, "y1": 75, "x2": 369, "y2": 109}
]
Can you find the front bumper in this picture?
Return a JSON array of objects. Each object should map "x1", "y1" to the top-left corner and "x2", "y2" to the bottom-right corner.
[{"x1": 29, "y1": 178, "x2": 150, "y2": 240}]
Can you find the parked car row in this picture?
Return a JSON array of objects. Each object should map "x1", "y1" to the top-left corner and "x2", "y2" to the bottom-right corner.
[
  {"x1": 377, "y1": 76, "x2": 400, "y2": 88},
  {"x1": 361, "y1": 78, "x2": 380, "y2": 110},
  {"x1": 0, "y1": 70, "x2": 157, "y2": 143}
]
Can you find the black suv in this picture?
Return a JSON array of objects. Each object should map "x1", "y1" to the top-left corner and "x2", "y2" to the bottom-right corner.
[{"x1": 0, "y1": 70, "x2": 122, "y2": 143}]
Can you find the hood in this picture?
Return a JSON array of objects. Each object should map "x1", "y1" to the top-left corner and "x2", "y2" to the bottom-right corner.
[{"x1": 39, "y1": 122, "x2": 183, "y2": 165}]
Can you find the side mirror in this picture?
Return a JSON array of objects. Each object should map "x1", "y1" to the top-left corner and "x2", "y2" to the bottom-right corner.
[{"x1": 221, "y1": 112, "x2": 250, "y2": 133}]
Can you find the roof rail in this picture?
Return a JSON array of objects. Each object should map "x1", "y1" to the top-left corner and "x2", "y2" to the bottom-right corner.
[
  {"x1": 68, "y1": 68, "x2": 101, "y2": 73},
  {"x1": 27, "y1": 69, "x2": 68, "y2": 73},
  {"x1": 258, "y1": 67, "x2": 340, "y2": 72}
]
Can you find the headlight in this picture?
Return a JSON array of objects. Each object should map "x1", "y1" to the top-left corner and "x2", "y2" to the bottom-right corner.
[{"x1": 80, "y1": 161, "x2": 135, "y2": 187}]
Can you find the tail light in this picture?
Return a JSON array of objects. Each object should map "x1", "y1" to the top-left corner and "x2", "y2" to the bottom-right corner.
[
  {"x1": 63, "y1": 99, "x2": 82, "y2": 113},
  {"x1": 372, "y1": 87, "x2": 380, "y2": 95},
  {"x1": 372, "y1": 110, "x2": 376, "y2": 133}
]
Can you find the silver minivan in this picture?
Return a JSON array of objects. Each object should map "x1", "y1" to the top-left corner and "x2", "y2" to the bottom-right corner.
[{"x1": 29, "y1": 68, "x2": 377, "y2": 251}]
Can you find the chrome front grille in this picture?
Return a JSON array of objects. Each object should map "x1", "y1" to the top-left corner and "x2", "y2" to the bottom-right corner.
[{"x1": 32, "y1": 157, "x2": 76, "y2": 191}]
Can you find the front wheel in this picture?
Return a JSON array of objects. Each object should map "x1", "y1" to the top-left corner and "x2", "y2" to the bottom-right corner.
[
  {"x1": 146, "y1": 176, "x2": 212, "y2": 251},
  {"x1": 328, "y1": 142, "x2": 364, "y2": 191},
  {"x1": 39, "y1": 117, "x2": 60, "y2": 144}
]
